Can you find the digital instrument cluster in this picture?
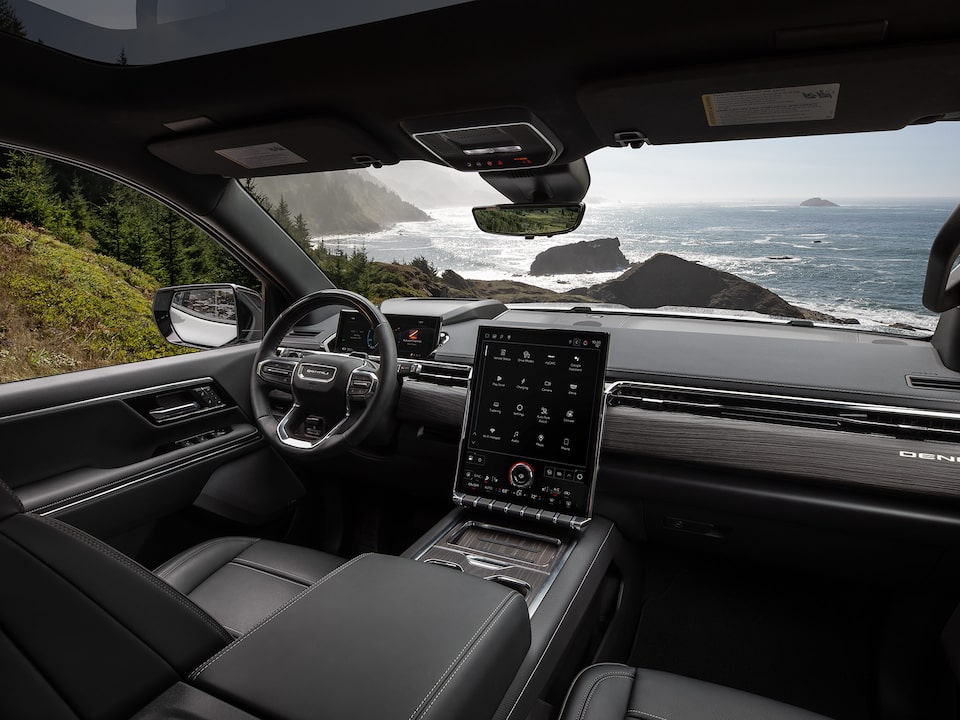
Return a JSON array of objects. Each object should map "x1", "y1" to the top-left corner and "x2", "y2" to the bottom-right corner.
[{"x1": 334, "y1": 310, "x2": 442, "y2": 360}]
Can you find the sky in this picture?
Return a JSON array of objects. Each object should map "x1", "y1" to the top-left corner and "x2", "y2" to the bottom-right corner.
[{"x1": 376, "y1": 122, "x2": 960, "y2": 207}]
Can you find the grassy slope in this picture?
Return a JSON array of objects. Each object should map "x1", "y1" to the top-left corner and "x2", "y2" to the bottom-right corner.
[{"x1": 0, "y1": 218, "x2": 188, "y2": 382}]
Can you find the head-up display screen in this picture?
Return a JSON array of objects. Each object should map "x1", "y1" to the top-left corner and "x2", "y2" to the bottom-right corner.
[
  {"x1": 455, "y1": 326, "x2": 609, "y2": 524},
  {"x1": 334, "y1": 310, "x2": 441, "y2": 360}
]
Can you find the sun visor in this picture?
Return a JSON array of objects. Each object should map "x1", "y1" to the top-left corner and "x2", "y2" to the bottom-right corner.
[
  {"x1": 579, "y1": 43, "x2": 960, "y2": 147},
  {"x1": 148, "y1": 118, "x2": 399, "y2": 177}
]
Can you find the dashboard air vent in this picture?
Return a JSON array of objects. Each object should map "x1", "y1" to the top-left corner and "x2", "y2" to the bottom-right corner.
[
  {"x1": 607, "y1": 382, "x2": 960, "y2": 442},
  {"x1": 409, "y1": 360, "x2": 471, "y2": 388},
  {"x1": 906, "y1": 375, "x2": 960, "y2": 392}
]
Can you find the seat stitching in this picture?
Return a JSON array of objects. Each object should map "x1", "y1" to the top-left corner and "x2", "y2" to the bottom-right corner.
[
  {"x1": 628, "y1": 711, "x2": 672, "y2": 720},
  {"x1": 231, "y1": 556, "x2": 316, "y2": 586},
  {"x1": 40, "y1": 517, "x2": 233, "y2": 643},
  {"x1": 407, "y1": 592, "x2": 515, "y2": 720},
  {"x1": 418, "y1": 592, "x2": 524, "y2": 720},
  {"x1": 155, "y1": 537, "x2": 257, "y2": 580},
  {"x1": 577, "y1": 672, "x2": 635, "y2": 720},
  {"x1": 503, "y1": 524, "x2": 615, "y2": 720},
  {"x1": 190, "y1": 552, "x2": 370, "y2": 679},
  {"x1": 226, "y1": 561, "x2": 309, "y2": 587}
]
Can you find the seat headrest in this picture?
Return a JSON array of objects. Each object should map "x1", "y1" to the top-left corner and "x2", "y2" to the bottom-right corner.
[{"x1": 0, "y1": 480, "x2": 24, "y2": 521}]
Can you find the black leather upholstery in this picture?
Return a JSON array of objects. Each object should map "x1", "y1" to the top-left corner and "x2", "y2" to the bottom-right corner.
[
  {"x1": 0, "y1": 478, "x2": 23, "y2": 520},
  {"x1": 0, "y1": 482, "x2": 231, "y2": 720},
  {"x1": 191, "y1": 553, "x2": 532, "y2": 720},
  {"x1": 559, "y1": 664, "x2": 833, "y2": 720},
  {"x1": 156, "y1": 535, "x2": 345, "y2": 636}
]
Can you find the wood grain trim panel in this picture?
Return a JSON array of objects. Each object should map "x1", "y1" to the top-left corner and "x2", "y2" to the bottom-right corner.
[{"x1": 603, "y1": 405, "x2": 960, "y2": 499}]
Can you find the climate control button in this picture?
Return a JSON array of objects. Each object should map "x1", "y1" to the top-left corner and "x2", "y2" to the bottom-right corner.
[{"x1": 508, "y1": 461, "x2": 534, "y2": 488}]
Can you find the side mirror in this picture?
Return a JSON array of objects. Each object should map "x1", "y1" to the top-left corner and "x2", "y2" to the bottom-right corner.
[
  {"x1": 153, "y1": 284, "x2": 262, "y2": 349},
  {"x1": 472, "y1": 202, "x2": 585, "y2": 237}
]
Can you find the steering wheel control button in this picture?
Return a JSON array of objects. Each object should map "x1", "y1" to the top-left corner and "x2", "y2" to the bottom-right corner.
[
  {"x1": 347, "y1": 370, "x2": 378, "y2": 399},
  {"x1": 257, "y1": 359, "x2": 297, "y2": 384},
  {"x1": 508, "y1": 461, "x2": 534, "y2": 488},
  {"x1": 298, "y1": 364, "x2": 337, "y2": 383}
]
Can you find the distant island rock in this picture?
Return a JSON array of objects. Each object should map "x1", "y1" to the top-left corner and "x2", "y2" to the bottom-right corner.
[
  {"x1": 800, "y1": 197, "x2": 839, "y2": 207},
  {"x1": 529, "y1": 237, "x2": 628, "y2": 276},
  {"x1": 582, "y1": 253, "x2": 841, "y2": 322}
]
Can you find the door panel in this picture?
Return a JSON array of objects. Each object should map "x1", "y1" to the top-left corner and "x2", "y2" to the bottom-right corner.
[{"x1": 0, "y1": 344, "x2": 301, "y2": 539}]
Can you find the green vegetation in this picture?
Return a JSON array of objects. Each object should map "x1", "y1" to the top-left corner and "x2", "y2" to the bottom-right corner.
[{"x1": 0, "y1": 218, "x2": 190, "y2": 381}]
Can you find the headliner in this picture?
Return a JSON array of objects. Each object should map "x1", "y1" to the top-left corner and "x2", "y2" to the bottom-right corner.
[{"x1": 1, "y1": 0, "x2": 959, "y2": 211}]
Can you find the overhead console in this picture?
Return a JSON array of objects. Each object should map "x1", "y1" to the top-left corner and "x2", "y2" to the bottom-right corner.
[
  {"x1": 403, "y1": 109, "x2": 562, "y2": 172},
  {"x1": 454, "y1": 326, "x2": 609, "y2": 529}
]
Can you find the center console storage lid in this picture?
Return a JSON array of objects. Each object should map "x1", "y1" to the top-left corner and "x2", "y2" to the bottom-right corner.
[{"x1": 190, "y1": 553, "x2": 531, "y2": 720}]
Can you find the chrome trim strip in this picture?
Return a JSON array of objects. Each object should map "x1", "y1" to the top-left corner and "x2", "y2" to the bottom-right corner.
[
  {"x1": 36, "y1": 432, "x2": 260, "y2": 516},
  {"x1": 605, "y1": 380, "x2": 960, "y2": 423},
  {"x1": 0, "y1": 377, "x2": 218, "y2": 424}
]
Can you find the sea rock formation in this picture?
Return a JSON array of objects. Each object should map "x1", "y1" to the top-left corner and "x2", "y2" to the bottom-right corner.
[
  {"x1": 800, "y1": 197, "x2": 838, "y2": 207},
  {"x1": 583, "y1": 253, "x2": 837, "y2": 321},
  {"x1": 529, "y1": 237, "x2": 628, "y2": 276}
]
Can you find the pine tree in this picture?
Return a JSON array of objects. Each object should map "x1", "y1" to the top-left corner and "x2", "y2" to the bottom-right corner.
[
  {"x1": 0, "y1": 0, "x2": 25, "y2": 37},
  {"x1": 96, "y1": 185, "x2": 132, "y2": 261},
  {"x1": 293, "y1": 213, "x2": 310, "y2": 249},
  {"x1": 0, "y1": 150, "x2": 60, "y2": 228}
]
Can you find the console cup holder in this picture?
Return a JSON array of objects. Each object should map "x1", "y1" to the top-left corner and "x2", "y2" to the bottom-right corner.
[
  {"x1": 424, "y1": 559, "x2": 464, "y2": 572},
  {"x1": 486, "y1": 575, "x2": 531, "y2": 597}
]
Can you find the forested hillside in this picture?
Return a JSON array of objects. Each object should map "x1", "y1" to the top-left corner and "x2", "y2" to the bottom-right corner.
[
  {"x1": 257, "y1": 171, "x2": 429, "y2": 236},
  {"x1": 0, "y1": 149, "x2": 257, "y2": 288}
]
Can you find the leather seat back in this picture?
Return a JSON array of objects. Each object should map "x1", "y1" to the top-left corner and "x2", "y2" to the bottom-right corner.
[{"x1": 0, "y1": 481, "x2": 231, "y2": 720}]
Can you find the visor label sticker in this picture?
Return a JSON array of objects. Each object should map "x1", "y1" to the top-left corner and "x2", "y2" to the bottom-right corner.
[
  {"x1": 702, "y1": 84, "x2": 840, "y2": 127},
  {"x1": 215, "y1": 143, "x2": 307, "y2": 169}
]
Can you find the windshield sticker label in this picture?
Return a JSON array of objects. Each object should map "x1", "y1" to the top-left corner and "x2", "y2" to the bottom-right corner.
[
  {"x1": 215, "y1": 143, "x2": 307, "y2": 169},
  {"x1": 702, "y1": 84, "x2": 840, "y2": 127}
]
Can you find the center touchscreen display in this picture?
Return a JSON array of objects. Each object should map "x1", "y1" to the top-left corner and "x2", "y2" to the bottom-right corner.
[{"x1": 455, "y1": 326, "x2": 609, "y2": 525}]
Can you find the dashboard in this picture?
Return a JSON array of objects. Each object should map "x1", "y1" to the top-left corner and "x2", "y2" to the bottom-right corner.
[{"x1": 281, "y1": 296, "x2": 960, "y2": 543}]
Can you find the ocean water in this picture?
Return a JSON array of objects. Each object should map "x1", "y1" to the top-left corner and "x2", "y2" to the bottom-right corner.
[{"x1": 322, "y1": 200, "x2": 957, "y2": 332}]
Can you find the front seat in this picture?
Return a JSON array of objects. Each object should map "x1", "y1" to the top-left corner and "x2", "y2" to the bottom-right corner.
[
  {"x1": 560, "y1": 664, "x2": 832, "y2": 720},
  {"x1": 155, "y1": 536, "x2": 345, "y2": 636},
  {"x1": 0, "y1": 480, "x2": 346, "y2": 719}
]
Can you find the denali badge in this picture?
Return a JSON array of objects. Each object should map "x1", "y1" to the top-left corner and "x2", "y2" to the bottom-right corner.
[{"x1": 899, "y1": 450, "x2": 959, "y2": 463}]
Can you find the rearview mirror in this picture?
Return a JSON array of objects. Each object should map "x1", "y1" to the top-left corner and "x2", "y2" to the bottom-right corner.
[
  {"x1": 472, "y1": 203, "x2": 585, "y2": 237},
  {"x1": 153, "y1": 284, "x2": 262, "y2": 349}
]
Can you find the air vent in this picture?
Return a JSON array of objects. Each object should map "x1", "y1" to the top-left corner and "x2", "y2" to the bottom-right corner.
[
  {"x1": 906, "y1": 375, "x2": 960, "y2": 392},
  {"x1": 607, "y1": 382, "x2": 960, "y2": 442},
  {"x1": 409, "y1": 360, "x2": 471, "y2": 388}
]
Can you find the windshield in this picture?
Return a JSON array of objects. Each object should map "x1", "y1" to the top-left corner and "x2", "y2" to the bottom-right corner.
[{"x1": 246, "y1": 124, "x2": 960, "y2": 337}]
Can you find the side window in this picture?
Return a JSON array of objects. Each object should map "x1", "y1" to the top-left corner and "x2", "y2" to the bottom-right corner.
[{"x1": 0, "y1": 149, "x2": 258, "y2": 383}]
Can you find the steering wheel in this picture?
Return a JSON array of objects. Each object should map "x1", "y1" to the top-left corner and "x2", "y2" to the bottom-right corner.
[{"x1": 250, "y1": 289, "x2": 398, "y2": 456}]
